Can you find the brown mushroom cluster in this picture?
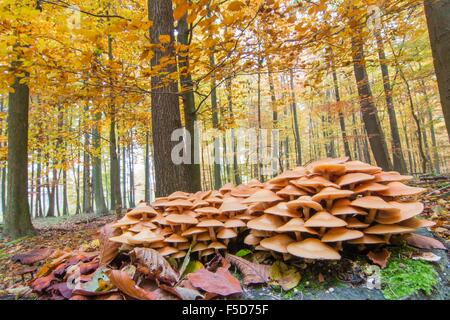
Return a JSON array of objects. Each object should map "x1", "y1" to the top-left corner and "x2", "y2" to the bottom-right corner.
[{"x1": 109, "y1": 157, "x2": 434, "y2": 261}]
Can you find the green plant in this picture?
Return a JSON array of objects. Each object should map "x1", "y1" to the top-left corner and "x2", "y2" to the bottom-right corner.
[{"x1": 381, "y1": 258, "x2": 438, "y2": 300}]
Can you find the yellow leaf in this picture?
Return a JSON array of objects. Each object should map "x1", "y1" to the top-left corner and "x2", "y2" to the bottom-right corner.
[
  {"x1": 173, "y1": 3, "x2": 189, "y2": 21},
  {"x1": 159, "y1": 35, "x2": 171, "y2": 43},
  {"x1": 228, "y1": 1, "x2": 245, "y2": 11}
]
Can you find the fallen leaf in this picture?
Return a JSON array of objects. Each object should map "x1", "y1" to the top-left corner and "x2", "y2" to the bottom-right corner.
[
  {"x1": 48, "y1": 282, "x2": 73, "y2": 299},
  {"x1": 98, "y1": 223, "x2": 121, "y2": 266},
  {"x1": 106, "y1": 269, "x2": 157, "y2": 300},
  {"x1": 187, "y1": 267, "x2": 242, "y2": 296},
  {"x1": 11, "y1": 248, "x2": 53, "y2": 265},
  {"x1": 30, "y1": 274, "x2": 57, "y2": 294},
  {"x1": 405, "y1": 233, "x2": 447, "y2": 250},
  {"x1": 367, "y1": 248, "x2": 391, "y2": 269},
  {"x1": 160, "y1": 284, "x2": 203, "y2": 300},
  {"x1": 72, "y1": 267, "x2": 116, "y2": 296},
  {"x1": 182, "y1": 260, "x2": 204, "y2": 277},
  {"x1": 235, "y1": 249, "x2": 252, "y2": 257},
  {"x1": 318, "y1": 273, "x2": 325, "y2": 283},
  {"x1": 225, "y1": 253, "x2": 269, "y2": 286},
  {"x1": 269, "y1": 261, "x2": 301, "y2": 291},
  {"x1": 130, "y1": 248, "x2": 179, "y2": 285},
  {"x1": 412, "y1": 252, "x2": 442, "y2": 262}
]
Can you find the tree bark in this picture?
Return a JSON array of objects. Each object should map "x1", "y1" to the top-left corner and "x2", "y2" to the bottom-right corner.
[
  {"x1": 424, "y1": 0, "x2": 450, "y2": 142},
  {"x1": 92, "y1": 111, "x2": 108, "y2": 215},
  {"x1": 350, "y1": 34, "x2": 392, "y2": 170},
  {"x1": 4, "y1": 69, "x2": 35, "y2": 237},
  {"x1": 289, "y1": 69, "x2": 302, "y2": 165},
  {"x1": 148, "y1": 0, "x2": 189, "y2": 197}
]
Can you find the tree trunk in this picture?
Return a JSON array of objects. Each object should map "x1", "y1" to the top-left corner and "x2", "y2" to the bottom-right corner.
[
  {"x1": 351, "y1": 34, "x2": 392, "y2": 170},
  {"x1": 289, "y1": 69, "x2": 302, "y2": 165},
  {"x1": 177, "y1": 14, "x2": 201, "y2": 193},
  {"x1": 424, "y1": 0, "x2": 450, "y2": 142},
  {"x1": 144, "y1": 131, "x2": 151, "y2": 202},
  {"x1": 82, "y1": 131, "x2": 92, "y2": 214},
  {"x1": 148, "y1": 0, "x2": 189, "y2": 196},
  {"x1": 374, "y1": 29, "x2": 407, "y2": 173},
  {"x1": 268, "y1": 62, "x2": 280, "y2": 175},
  {"x1": 5, "y1": 71, "x2": 35, "y2": 237},
  {"x1": 92, "y1": 111, "x2": 108, "y2": 215},
  {"x1": 226, "y1": 77, "x2": 241, "y2": 185}
]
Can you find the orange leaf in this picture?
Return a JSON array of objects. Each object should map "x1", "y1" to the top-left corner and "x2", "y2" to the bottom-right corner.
[
  {"x1": 228, "y1": 0, "x2": 245, "y2": 11},
  {"x1": 106, "y1": 269, "x2": 157, "y2": 300},
  {"x1": 367, "y1": 248, "x2": 391, "y2": 269},
  {"x1": 173, "y1": 3, "x2": 189, "y2": 21}
]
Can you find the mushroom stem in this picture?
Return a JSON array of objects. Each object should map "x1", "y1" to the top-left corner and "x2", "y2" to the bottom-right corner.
[
  {"x1": 224, "y1": 239, "x2": 230, "y2": 246},
  {"x1": 384, "y1": 234, "x2": 392, "y2": 243},
  {"x1": 320, "y1": 227, "x2": 326, "y2": 236},
  {"x1": 365, "y1": 209, "x2": 377, "y2": 224},
  {"x1": 180, "y1": 224, "x2": 187, "y2": 232},
  {"x1": 208, "y1": 227, "x2": 217, "y2": 241},
  {"x1": 290, "y1": 195, "x2": 294, "y2": 201},
  {"x1": 357, "y1": 244, "x2": 366, "y2": 251},
  {"x1": 282, "y1": 253, "x2": 291, "y2": 261},
  {"x1": 304, "y1": 208, "x2": 310, "y2": 220},
  {"x1": 294, "y1": 231, "x2": 302, "y2": 241},
  {"x1": 326, "y1": 199, "x2": 333, "y2": 210},
  {"x1": 336, "y1": 241, "x2": 343, "y2": 251}
]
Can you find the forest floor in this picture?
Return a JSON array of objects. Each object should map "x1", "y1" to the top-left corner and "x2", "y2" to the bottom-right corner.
[{"x1": 0, "y1": 177, "x2": 449, "y2": 300}]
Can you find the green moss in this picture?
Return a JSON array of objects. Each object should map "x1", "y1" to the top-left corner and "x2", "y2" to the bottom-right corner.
[{"x1": 381, "y1": 257, "x2": 438, "y2": 300}]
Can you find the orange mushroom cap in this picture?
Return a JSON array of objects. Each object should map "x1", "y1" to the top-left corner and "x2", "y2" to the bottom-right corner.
[
  {"x1": 247, "y1": 214, "x2": 284, "y2": 231},
  {"x1": 377, "y1": 182, "x2": 426, "y2": 197},
  {"x1": 321, "y1": 227, "x2": 364, "y2": 242},
  {"x1": 287, "y1": 238, "x2": 341, "y2": 260},
  {"x1": 335, "y1": 173, "x2": 375, "y2": 187},
  {"x1": 260, "y1": 234, "x2": 295, "y2": 253},
  {"x1": 304, "y1": 211, "x2": 347, "y2": 228}
]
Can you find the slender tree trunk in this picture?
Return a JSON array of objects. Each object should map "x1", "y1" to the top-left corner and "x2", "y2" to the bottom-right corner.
[
  {"x1": 82, "y1": 132, "x2": 92, "y2": 214},
  {"x1": 350, "y1": 34, "x2": 392, "y2": 170},
  {"x1": 421, "y1": 80, "x2": 441, "y2": 173},
  {"x1": 226, "y1": 77, "x2": 241, "y2": 185},
  {"x1": 144, "y1": 131, "x2": 150, "y2": 202},
  {"x1": 267, "y1": 62, "x2": 280, "y2": 175},
  {"x1": 289, "y1": 69, "x2": 302, "y2": 165},
  {"x1": 62, "y1": 169, "x2": 68, "y2": 215},
  {"x1": 424, "y1": 0, "x2": 450, "y2": 142},
  {"x1": 177, "y1": 14, "x2": 201, "y2": 192},
  {"x1": 92, "y1": 111, "x2": 108, "y2": 215}
]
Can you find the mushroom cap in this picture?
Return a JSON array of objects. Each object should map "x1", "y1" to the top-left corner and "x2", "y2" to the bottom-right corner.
[
  {"x1": 195, "y1": 206, "x2": 221, "y2": 216},
  {"x1": 181, "y1": 227, "x2": 208, "y2": 237},
  {"x1": 399, "y1": 217, "x2": 436, "y2": 229},
  {"x1": 264, "y1": 202, "x2": 300, "y2": 218},
  {"x1": 224, "y1": 219, "x2": 246, "y2": 228},
  {"x1": 364, "y1": 224, "x2": 415, "y2": 235},
  {"x1": 264, "y1": 182, "x2": 287, "y2": 191},
  {"x1": 287, "y1": 238, "x2": 341, "y2": 260},
  {"x1": 167, "y1": 191, "x2": 190, "y2": 200},
  {"x1": 190, "y1": 190, "x2": 212, "y2": 201},
  {"x1": 373, "y1": 171, "x2": 413, "y2": 183},
  {"x1": 269, "y1": 170, "x2": 305, "y2": 184},
  {"x1": 276, "y1": 184, "x2": 308, "y2": 198},
  {"x1": 377, "y1": 182, "x2": 426, "y2": 197},
  {"x1": 307, "y1": 157, "x2": 349, "y2": 170},
  {"x1": 111, "y1": 216, "x2": 140, "y2": 228},
  {"x1": 344, "y1": 161, "x2": 382, "y2": 174},
  {"x1": 353, "y1": 182, "x2": 390, "y2": 194},
  {"x1": 241, "y1": 189, "x2": 283, "y2": 204},
  {"x1": 276, "y1": 218, "x2": 319, "y2": 235},
  {"x1": 235, "y1": 213, "x2": 254, "y2": 221},
  {"x1": 247, "y1": 179, "x2": 265, "y2": 188},
  {"x1": 149, "y1": 240, "x2": 166, "y2": 249},
  {"x1": 250, "y1": 229, "x2": 272, "y2": 237},
  {"x1": 197, "y1": 219, "x2": 224, "y2": 228},
  {"x1": 304, "y1": 211, "x2": 347, "y2": 228},
  {"x1": 165, "y1": 214, "x2": 198, "y2": 225},
  {"x1": 260, "y1": 234, "x2": 295, "y2": 253},
  {"x1": 230, "y1": 185, "x2": 258, "y2": 198},
  {"x1": 335, "y1": 172, "x2": 375, "y2": 187},
  {"x1": 208, "y1": 242, "x2": 227, "y2": 250},
  {"x1": 246, "y1": 202, "x2": 271, "y2": 214},
  {"x1": 158, "y1": 246, "x2": 179, "y2": 256},
  {"x1": 204, "y1": 196, "x2": 224, "y2": 205},
  {"x1": 158, "y1": 226, "x2": 174, "y2": 237},
  {"x1": 330, "y1": 199, "x2": 367, "y2": 216},
  {"x1": 128, "y1": 229, "x2": 165, "y2": 244},
  {"x1": 217, "y1": 228, "x2": 238, "y2": 239},
  {"x1": 219, "y1": 197, "x2": 248, "y2": 213},
  {"x1": 321, "y1": 227, "x2": 364, "y2": 242},
  {"x1": 164, "y1": 233, "x2": 189, "y2": 243},
  {"x1": 346, "y1": 217, "x2": 370, "y2": 229},
  {"x1": 247, "y1": 213, "x2": 284, "y2": 231},
  {"x1": 375, "y1": 201, "x2": 424, "y2": 224},
  {"x1": 311, "y1": 187, "x2": 354, "y2": 202},
  {"x1": 151, "y1": 215, "x2": 169, "y2": 226},
  {"x1": 219, "y1": 183, "x2": 234, "y2": 194},
  {"x1": 191, "y1": 199, "x2": 210, "y2": 209},
  {"x1": 286, "y1": 196, "x2": 323, "y2": 211},
  {"x1": 347, "y1": 234, "x2": 387, "y2": 244},
  {"x1": 126, "y1": 205, "x2": 159, "y2": 219},
  {"x1": 161, "y1": 199, "x2": 193, "y2": 209},
  {"x1": 200, "y1": 249, "x2": 216, "y2": 257},
  {"x1": 312, "y1": 163, "x2": 346, "y2": 176},
  {"x1": 171, "y1": 251, "x2": 187, "y2": 259},
  {"x1": 243, "y1": 234, "x2": 260, "y2": 246},
  {"x1": 351, "y1": 196, "x2": 399, "y2": 211},
  {"x1": 178, "y1": 243, "x2": 191, "y2": 251},
  {"x1": 291, "y1": 176, "x2": 340, "y2": 190},
  {"x1": 109, "y1": 231, "x2": 135, "y2": 245},
  {"x1": 197, "y1": 233, "x2": 212, "y2": 242},
  {"x1": 192, "y1": 243, "x2": 208, "y2": 252}
]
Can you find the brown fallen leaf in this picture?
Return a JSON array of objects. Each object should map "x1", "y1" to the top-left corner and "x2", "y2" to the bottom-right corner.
[
  {"x1": 225, "y1": 253, "x2": 270, "y2": 286},
  {"x1": 318, "y1": 273, "x2": 325, "y2": 283},
  {"x1": 187, "y1": 267, "x2": 242, "y2": 296},
  {"x1": 106, "y1": 269, "x2": 157, "y2": 300},
  {"x1": 30, "y1": 274, "x2": 57, "y2": 294},
  {"x1": 130, "y1": 248, "x2": 179, "y2": 286},
  {"x1": 367, "y1": 248, "x2": 391, "y2": 269},
  {"x1": 98, "y1": 223, "x2": 121, "y2": 266},
  {"x1": 11, "y1": 248, "x2": 54, "y2": 265},
  {"x1": 160, "y1": 284, "x2": 204, "y2": 300},
  {"x1": 405, "y1": 233, "x2": 447, "y2": 250}
]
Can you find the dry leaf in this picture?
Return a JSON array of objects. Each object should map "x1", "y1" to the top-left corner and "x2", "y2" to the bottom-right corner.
[
  {"x1": 130, "y1": 248, "x2": 179, "y2": 285},
  {"x1": 11, "y1": 248, "x2": 53, "y2": 265},
  {"x1": 160, "y1": 284, "x2": 203, "y2": 300},
  {"x1": 106, "y1": 269, "x2": 157, "y2": 300},
  {"x1": 269, "y1": 261, "x2": 301, "y2": 291},
  {"x1": 187, "y1": 267, "x2": 243, "y2": 296},
  {"x1": 367, "y1": 248, "x2": 391, "y2": 269},
  {"x1": 98, "y1": 223, "x2": 121, "y2": 266},
  {"x1": 405, "y1": 233, "x2": 446, "y2": 250},
  {"x1": 225, "y1": 253, "x2": 269, "y2": 286}
]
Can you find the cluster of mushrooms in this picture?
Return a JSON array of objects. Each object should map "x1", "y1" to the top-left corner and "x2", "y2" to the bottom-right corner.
[{"x1": 109, "y1": 157, "x2": 434, "y2": 261}]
